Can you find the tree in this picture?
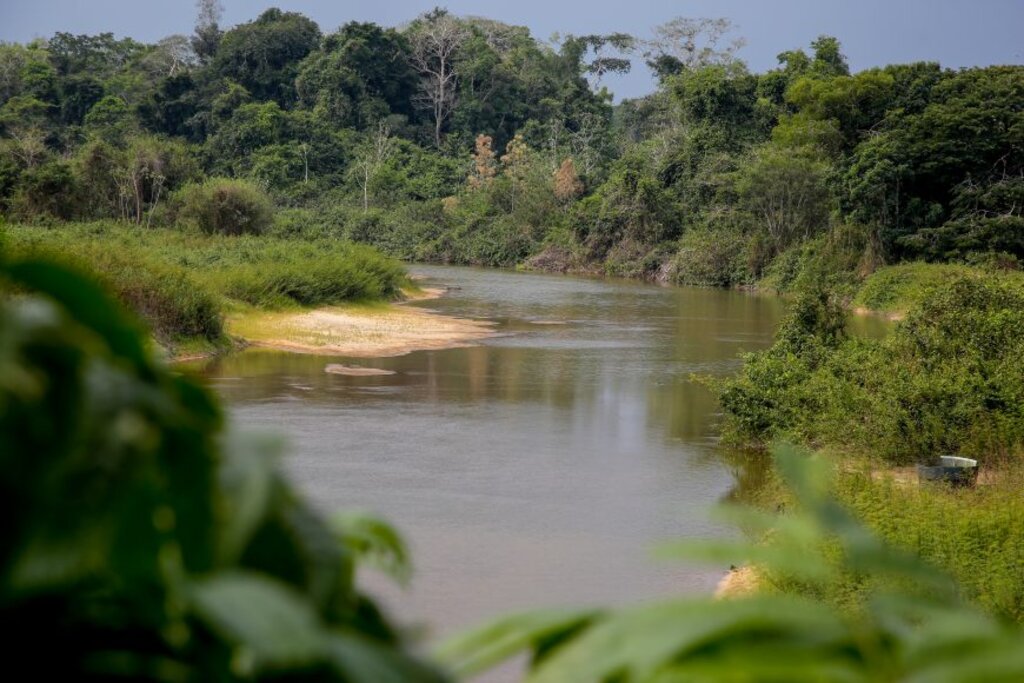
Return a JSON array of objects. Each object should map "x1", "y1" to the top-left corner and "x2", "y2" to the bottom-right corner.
[
  {"x1": 553, "y1": 157, "x2": 583, "y2": 202},
  {"x1": 191, "y1": 0, "x2": 223, "y2": 63},
  {"x1": 500, "y1": 133, "x2": 530, "y2": 211},
  {"x1": 810, "y1": 35, "x2": 849, "y2": 77},
  {"x1": 558, "y1": 33, "x2": 634, "y2": 87},
  {"x1": 211, "y1": 9, "x2": 321, "y2": 105},
  {"x1": 642, "y1": 17, "x2": 745, "y2": 82},
  {"x1": 295, "y1": 22, "x2": 418, "y2": 131},
  {"x1": 406, "y1": 10, "x2": 470, "y2": 148},
  {"x1": 736, "y1": 143, "x2": 831, "y2": 257},
  {"x1": 468, "y1": 133, "x2": 496, "y2": 189},
  {"x1": 83, "y1": 95, "x2": 134, "y2": 144},
  {"x1": 349, "y1": 121, "x2": 397, "y2": 211},
  {"x1": 0, "y1": 95, "x2": 51, "y2": 169},
  {"x1": 140, "y1": 35, "x2": 196, "y2": 78},
  {"x1": 843, "y1": 65, "x2": 1024, "y2": 257},
  {"x1": 46, "y1": 32, "x2": 145, "y2": 78}
]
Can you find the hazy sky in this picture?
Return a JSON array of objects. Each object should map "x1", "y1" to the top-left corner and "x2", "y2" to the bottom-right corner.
[{"x1": 1, "y1": 0, "x2": 1021, "y2": 99}]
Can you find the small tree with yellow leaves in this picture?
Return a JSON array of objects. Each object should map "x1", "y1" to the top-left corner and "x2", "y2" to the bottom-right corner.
[
  {"x1": 553, "y1": 157, "x2": 584, "y2": 203},
  {"x1": 500, "y1": 134, "x2": 530, "y2": 211},
  {"x1": 468, "y1": 134, "x2": 497, "y2": 189}
]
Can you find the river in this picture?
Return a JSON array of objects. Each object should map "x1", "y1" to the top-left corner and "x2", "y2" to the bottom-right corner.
[{"x1": 193, "y1": 265, "x2": 876, "y2": 662}]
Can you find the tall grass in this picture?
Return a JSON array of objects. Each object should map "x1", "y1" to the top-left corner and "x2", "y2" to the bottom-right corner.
[
  {"x1": 3, "y1": 231, "x2": 223, "y2": 344},
  {"x1": 763, "y1": 464, "x2": 1024, "y2": 623},
  {"x1": 2, "y1": 221, "x2": 409, "y2": 346}
]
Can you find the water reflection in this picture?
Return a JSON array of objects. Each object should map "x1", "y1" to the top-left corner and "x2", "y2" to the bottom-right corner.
[{"x1": 190, "y1": 266, "x2": 798, "y2": 641}]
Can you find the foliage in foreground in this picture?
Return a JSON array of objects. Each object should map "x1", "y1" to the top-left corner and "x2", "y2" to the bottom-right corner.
[
  {"x1": 440, "y1": 446, "x2": 1024, "y2": 682},
  {"x1": 0, "y1": 257, "x2": 444, "y2": 681}
]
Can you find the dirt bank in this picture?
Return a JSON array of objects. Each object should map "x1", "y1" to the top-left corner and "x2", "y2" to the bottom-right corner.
[{"x1": 225, "y1": 292, "x2": 498, "y2": 358}]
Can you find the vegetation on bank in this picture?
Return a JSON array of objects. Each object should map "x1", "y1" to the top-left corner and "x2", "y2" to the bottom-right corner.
[
  {"x1": 0, "y1": 221, "x2": 408, "y2": 352},
  {"x1": 0, "y1": 6, "x2": 1019, "y2": 291},
  {"x1": 714, "y1": 269, "x2": 1024, "y2": 624},
  {"x1": 720, "y1": 274, "x2": 1024, "y2": 465},
  {"x1": 3, "y1": 4, "x2": 1024, "y2": 678}
]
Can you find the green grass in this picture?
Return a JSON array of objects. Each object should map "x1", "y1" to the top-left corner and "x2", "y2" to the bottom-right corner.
[
  {"x1": 762, "y1": 462, "x2": 1024, "y2": 624},
  {"x1": 1, "y1": 221, "x2": 409, "y2": 352},
  {"x1": 853, "y1": 262, "x2": 1024, "y2": 314}
]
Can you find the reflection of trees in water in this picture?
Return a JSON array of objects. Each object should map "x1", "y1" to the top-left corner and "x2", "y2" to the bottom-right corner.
[
  {"x1": 717, "y1": 446, "x2": 775, "y2": 507},
  {"x1": 190, "y1": 274, "x2": 793, "y2": 507}
]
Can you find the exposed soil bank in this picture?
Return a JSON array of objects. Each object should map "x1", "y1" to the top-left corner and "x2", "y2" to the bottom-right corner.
[
  {"x1": 224, "y1": 291, "x2": 498, "y2": 358},
  {"x1": 714, "y1": 566, "x2": 760, "y2": 599}
]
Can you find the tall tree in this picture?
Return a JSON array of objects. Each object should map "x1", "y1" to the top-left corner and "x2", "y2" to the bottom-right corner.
[
  {"x1": 350, "y1": 121, "x2": 397, "y2": 210},
  {"x1": 406, "y1": 10, "x2": 469, "y2": 148},
  {"x1": 642, "y1": 17, "x2": 745, "y2": 82},
  {"x1": 295, "y1": 22, "x2": 417, "y2": 131},
  {"x1": 191, "y1": 0, "x2": 223, "y2": 64},
  {"x1": 211, "y1": 8, "x2": 321, "y2": 106}
]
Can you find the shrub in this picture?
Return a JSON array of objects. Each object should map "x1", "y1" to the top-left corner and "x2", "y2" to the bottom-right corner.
[
  {"x1": 721, "y1": 273, "x2": 1024, "y2": 464},
  {"x1": 853, "y1": 262, "x2": 980, "y2": 314},
  {"x1": 671, "y1": 227, "x2": 751, "y2": 287},
  {"x1": 176, "y1": 177, "x2": 274, "y2": 236}
]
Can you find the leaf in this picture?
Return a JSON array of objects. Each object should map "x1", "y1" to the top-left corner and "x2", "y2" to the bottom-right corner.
[
  {"x1": 216, "y1": 432, "x2": 281, "y2": 565},
  {"x1": 3, "y1": 258, "x2": 149, "y2": 369},
  {"x1": 436, "y1": 608, "x2": 600, "y2": 678},
  {"x1": 327, "y1": 632, "x2": 446, "y2": 683},
  {"x1": 333, "y1": 511, "x2": 412, "y2": 586},
  {"x1": 187, "y1": 570, "x2": 328, "y2": 672},
  {"x1": 525, "y1": 597, "x2": 852, "y2": 683}
]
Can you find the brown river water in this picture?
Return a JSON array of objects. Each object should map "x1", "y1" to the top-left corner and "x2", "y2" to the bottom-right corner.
[{"x1": 191, "y1": 264, "x2": 888, "y2": 675}]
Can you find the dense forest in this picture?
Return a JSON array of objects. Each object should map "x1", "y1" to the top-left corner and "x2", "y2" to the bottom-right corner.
[{"x1": 1, "y1": 3, "x2": 1020, "y2": 288}]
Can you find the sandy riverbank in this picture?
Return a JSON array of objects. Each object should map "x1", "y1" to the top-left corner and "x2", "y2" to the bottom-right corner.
[{"x1": 222, "y1": 287, "x2": 498, "y2": 358}]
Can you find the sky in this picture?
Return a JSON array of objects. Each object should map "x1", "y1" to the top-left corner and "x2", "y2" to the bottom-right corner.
[{"x1": 1, "y1": 0, "x2": 1022, "y2": 100}]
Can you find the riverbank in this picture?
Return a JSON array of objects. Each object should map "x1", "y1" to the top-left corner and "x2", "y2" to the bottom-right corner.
[
  {"x1": 223, "y1": 287, "x2": 498, "y2": 358},
  {"x1": 3, "y1": 222, "x2": 419, "y2": 357}
]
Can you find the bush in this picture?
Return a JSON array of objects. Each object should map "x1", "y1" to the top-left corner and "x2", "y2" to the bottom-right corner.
[
  {"x1": 721, "y1": 274, "x2": 1024, "y2": 464},
  {"x1": 853, "y1": 262, "x2": 980, "y2": 314},
  {"x1": 671, "y1": 227, "x2": 751, "y2": 287},
  {"x1": 176, "y1": 177, "x2": 274, "y2": 236}
]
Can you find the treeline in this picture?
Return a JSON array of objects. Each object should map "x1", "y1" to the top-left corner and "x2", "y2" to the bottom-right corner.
[{"x1": 0, "y1": 5, "x2": 1021, "y2": 287}]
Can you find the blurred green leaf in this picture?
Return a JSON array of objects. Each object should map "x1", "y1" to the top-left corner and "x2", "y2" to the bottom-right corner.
[
  {"x1": 437, "y1": 608, "x2": 600, "y2": 678},
  {"x1": 188, "y1": 570, "x2": 328, "y2": 671},
  {"x1": 333, "y1": 511, "x2": 413, "y2": 586}
]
